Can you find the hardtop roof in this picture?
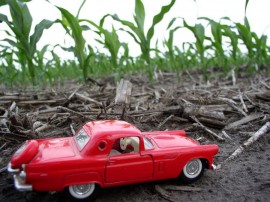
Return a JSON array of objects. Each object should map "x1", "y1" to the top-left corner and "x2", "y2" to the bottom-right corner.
[{"x1": 83, "y1": 120, "x2": 141, "y2": 137}]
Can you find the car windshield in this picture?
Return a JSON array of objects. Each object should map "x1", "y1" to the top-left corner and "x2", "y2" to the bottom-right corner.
[
  {"x1": 74, "y1": 128, "x2": 90, "y2": 151},
  {"x1": 143, "y1": 136, "x2": 154, "y2": 149}
]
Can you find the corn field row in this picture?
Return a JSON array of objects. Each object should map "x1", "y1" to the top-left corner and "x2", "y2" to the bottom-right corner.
[{"x1": 0, "y1": 0, "x2": 269, "y2": 87}]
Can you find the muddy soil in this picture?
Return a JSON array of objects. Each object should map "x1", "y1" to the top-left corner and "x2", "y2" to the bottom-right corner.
[{"x1": 0, "y1": 71, "x2": 270, "y2": 202}]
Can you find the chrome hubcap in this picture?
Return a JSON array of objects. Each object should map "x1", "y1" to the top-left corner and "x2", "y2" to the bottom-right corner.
[
  {"x1": 186, "y1": 160, "x2": 200, "y2": 175},
  {"x1": 73, "y1": 184, "x2": 92, "y2": 195},
  {"x1": 69, "y1": 183, "x2": 95, "y2": 199}
]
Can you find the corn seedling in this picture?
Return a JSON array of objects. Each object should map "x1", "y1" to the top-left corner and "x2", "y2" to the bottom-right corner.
[
  {"x1": 56, "y1": 7, "x2": 91, "y2": 81},
  {"x1": 81, "y1": 14, "x2": 121, "y2": 70},
  {"x1": 0, "y1": 0, "x2": 53, "y2": 85},
  {"x1": 111, "y1": 0, "x2": 176, "y2": 79}
]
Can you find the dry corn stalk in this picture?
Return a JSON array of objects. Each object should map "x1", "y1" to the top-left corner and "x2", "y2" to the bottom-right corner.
[{"x1": 225, "y1": 122, "x2": 270, "y2": 162}]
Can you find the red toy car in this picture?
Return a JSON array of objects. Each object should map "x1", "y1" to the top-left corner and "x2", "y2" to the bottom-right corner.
[{"x1": 8, "y1": 120, "x2": 218, "y2": 201}]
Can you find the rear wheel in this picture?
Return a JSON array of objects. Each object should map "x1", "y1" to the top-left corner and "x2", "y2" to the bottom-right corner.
[
  {"x1": 180, "y1": 158, "x2": 205, "y2": 183},
  {"x1": 66, "y1": 183, "x2": 100, "y2": 201}
]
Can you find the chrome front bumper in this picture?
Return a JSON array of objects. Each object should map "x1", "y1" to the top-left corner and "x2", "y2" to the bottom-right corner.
[{"x1": 7, "y1": 162, "x2": 33, "y2": 191}]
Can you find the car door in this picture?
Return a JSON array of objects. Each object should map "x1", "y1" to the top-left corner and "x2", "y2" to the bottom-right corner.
[
  {"x1": 105, "y1": 153, "x2": 153, "y2": 183},
  {"x1": 105, "y1": 136, "x2": 153, "y2": 183}
]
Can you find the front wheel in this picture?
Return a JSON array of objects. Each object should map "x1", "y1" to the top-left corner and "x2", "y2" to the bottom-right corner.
[
  {"x1": 66, "y1": 183, "x2": 100, "y2": 201},
  {"x1": 180, "y1": 158, "x2": 205, "y2": 183}
]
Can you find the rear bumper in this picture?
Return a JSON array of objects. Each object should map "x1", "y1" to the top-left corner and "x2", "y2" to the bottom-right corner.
[
  {"x1": 13, "y1": 174, "x2": 33, "y2": 191},
  {"x1": 8, "y1": 162, "x2": 33, "y2": 191},
  {"x1": 7, "y1": 162, "x2": 20, "y2": 173}
]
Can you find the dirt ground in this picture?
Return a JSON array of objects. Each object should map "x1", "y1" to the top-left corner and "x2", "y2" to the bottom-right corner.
[{"x1": 0, "y1": 71, "x2": 270, "y2": 202}]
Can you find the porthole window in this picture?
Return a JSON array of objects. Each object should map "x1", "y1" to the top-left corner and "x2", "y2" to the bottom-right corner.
[{"x1": 98, "y1": 141, "x2": 107, "y2": 151}]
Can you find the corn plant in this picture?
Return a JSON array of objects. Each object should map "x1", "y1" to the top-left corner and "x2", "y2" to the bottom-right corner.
[
  {"x1": 221, "y1": 25, "x2": 239, "y2": 63},
  {"x1": 56, "y1": 2, "x2": 98, "y2": 82},
  {"x1": 169, "y1": 18, "x2": 211, "y2": 78},
  {"x1": 163, "y1": 27, "x2": 179, "y2": 72},
  {"x1": 251, "y1": 33, "x2": 269, "y2": 69},
  {"x1": 111, "y1": 0, "x2": 176, "y2": 78},
  {"x1": 56, "y1": 7, "x2": 90, "y2": 81},
  {"x1": 0, "y1": 0, "x2": 53, "y2": 85},
  {"x1": 0, "y1": 49, "x2": 18, "y2": 87},
  {"x1": 199, "y1": 17, "x2": 229, "y2": 71},
  {"x1": 236, "y1": 17, "x2": 254, "y2": 59},
  {"x1": 81, "y1": 14, "x2": 121, "y2": 70}
]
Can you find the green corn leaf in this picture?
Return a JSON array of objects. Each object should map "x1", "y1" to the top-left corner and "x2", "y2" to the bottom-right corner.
[
  {"x1": 1, "y1": 38, "x2": 17, "y2": 47},
  {"x1": 95, "y1": 39, "x2": 104, "y2": 45},
  {"x1": 199, "y1": 17, "x2": 224, "y2": 57},
  {"x1": 121, "y1": 43, "x2": 129, "y2": 58},
  {"x1": 252, "y1": 33, "x2": 268, "y2": 59},
  {"x1": 0, "y1": 13, "x2": 18, "y2": 37},
  {"x1": 165, "y1": 26, "x2": 180, "y2": 54},
  {"x1": 244, "y1": 16, "x2": 250, "y2": 31},
  {"x1": 245, "y1": 0, "x2": 250, "y2": 16},
  {"x1": 81, "y1": 18, "x2": 120, "y2": 68},
  {"x1": 111, "y1": 14, "x2": 143, "y2": 40},
  {"x1": 183, "y1": 20, "x2": 205, "y2": 55},
  {"x1": 8, "y1": 0, "x2": 32, "y2": 39},
  {"x1": 0, "y1": 0, "x2": 7, "y2": 6},
  {"x1": 100, "y1": 14, "x2": 110, "y2": 28},
  {"x1": 147, "y1": 0, "x2": 176, "y2": 42},
  {"x1": 76, "y1": 0, "x2": 86, "y2": 19},
  {"x1": 57, "y1": 7, "x2": 85, "y2": 49},
  {"x1": 134, "y1": 0, "x2": 145, "y2": 31},
  {"x1": 0, "y1": 13, "x2": 11, "y2": 25},
  {"x1": 119, "y1": 28, "x2": 140, "y2": 44},
  {"x1": 39, "y1": 44, "x2": 50, "y2": 57},
  {"x1": 57, "y1": 7, "x2": 86, "y2": 67},
  {"x1": 0, "y1": 48, "x2": 12, "y2": 57},
  {"x1": 81, "y1": 25, "x2": 91, "y2": 31},
  {"x1": 220, "y1": 16, "x2": 231, "y2": 21},
  {"x1": 183, "y1": 21, "x2": 205, "y2": 45},
  {"x1": 56, "y1": 44, "x2": 74, "y2": 52},
  {"x1": 221, "y1": 25, "x2": 238, "y2": 60},
  {"x1": 0, "y1": 0, "x2": 31, "y2": 7},
  {"x1": 236, "y1": 22, "x2": 253, "y2": 57},
  {"x1": 111, "y1": 14, "x2": 146, "y2": 55},
  {"x1": 167, "y1": 17, "x2": 179, "y2": 30},
  {"x1": 29, "y1": 19, "x2": 54, "y2": 56},
  {"x1": 111, "y1": 0, "x2": 175, "y2": 68},
  {"x1": 3, "y1": 29, "x2": 16, "y2": 38}
]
